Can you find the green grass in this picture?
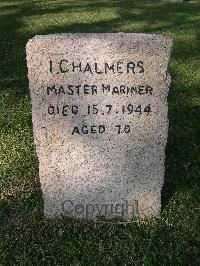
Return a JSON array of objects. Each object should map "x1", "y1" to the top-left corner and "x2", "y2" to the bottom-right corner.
[{"x1": 0, "y1": 0, "x2": 200, "y2": 265}]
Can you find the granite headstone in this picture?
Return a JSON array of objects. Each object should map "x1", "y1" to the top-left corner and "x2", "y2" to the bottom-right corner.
[{"x1": 26, "y1": 33, "x2": 173, "y2": 220}]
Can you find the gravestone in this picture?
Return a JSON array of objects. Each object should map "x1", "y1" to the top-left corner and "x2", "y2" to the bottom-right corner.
[{"x1": 26, "y1": 33, "x2": 173, "y2": 220}]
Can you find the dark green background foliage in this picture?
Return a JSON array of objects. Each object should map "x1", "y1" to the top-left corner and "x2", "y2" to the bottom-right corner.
[{"x1": 0, "y1": 1, "x2": 199, "y2": 265}]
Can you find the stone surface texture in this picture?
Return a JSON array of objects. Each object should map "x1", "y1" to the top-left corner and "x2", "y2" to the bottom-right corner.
[{"x1": 26, "y1": 33, "x2": 173, "y2": 220}]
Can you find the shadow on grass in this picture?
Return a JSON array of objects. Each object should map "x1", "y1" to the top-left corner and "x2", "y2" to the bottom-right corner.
[{"x1": 0, "y1": 0, "x2": 199, "y2": 219}]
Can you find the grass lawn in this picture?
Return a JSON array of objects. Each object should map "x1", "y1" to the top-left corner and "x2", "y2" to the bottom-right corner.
[{"x1": 0, "y1": 0, "x2": 200, "y2": 265}]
